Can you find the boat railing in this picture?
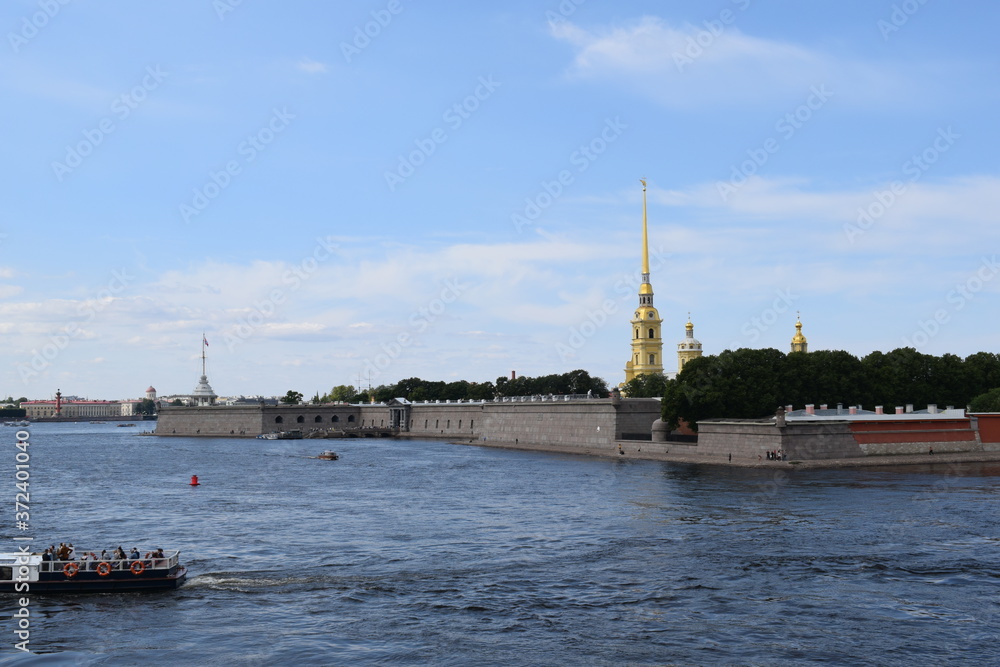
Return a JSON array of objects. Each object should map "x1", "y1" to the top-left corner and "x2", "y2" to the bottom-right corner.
[{"x1": 40, "y1": 551, "x2": 180, "y2": 573}]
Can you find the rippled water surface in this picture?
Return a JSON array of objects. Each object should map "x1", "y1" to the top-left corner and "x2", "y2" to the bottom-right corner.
[{"x1": 3, "y1": 422, "x2": 999, "y2": 665}]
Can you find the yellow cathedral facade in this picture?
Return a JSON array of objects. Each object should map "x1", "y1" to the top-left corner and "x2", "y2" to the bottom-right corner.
[{"x1": 624, "y1": 179, "x2": 668, "y2": 382}]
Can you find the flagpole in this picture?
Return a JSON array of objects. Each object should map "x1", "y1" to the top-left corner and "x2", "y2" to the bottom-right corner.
[{"x1": 202, "y1": 332, "x2": 206, "y2": 376}]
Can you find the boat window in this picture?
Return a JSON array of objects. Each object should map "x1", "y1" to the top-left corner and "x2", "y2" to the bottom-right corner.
[{"x1": 0, "y1": 566, "x2": 12, "y2": 581}]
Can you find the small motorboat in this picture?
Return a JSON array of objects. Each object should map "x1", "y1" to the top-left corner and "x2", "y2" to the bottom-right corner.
[{"x1": 317, "y1": 450, "x2": 339, "y2": 460}]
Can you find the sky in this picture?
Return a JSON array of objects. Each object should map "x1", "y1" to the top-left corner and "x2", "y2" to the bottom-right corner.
[{"x1": 2, "y1": 0, "x2": 998, "y2": 401}]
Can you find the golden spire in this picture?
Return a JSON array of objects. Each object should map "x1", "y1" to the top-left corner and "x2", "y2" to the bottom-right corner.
[{"x1": 640, "y1": 178, "x2": 649, "y2": 277}]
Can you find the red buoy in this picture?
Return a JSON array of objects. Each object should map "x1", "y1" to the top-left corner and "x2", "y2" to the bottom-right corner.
[{"x1": 190, "y1": 475, "x2": 200, "y2": 486}]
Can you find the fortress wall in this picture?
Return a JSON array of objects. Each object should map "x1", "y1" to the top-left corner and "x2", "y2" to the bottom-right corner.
[
  {"x1": 405, "y1": 403, "x2": 482, "y2": 439},
  {"x1": 694, "y1": 421, "x2": 864, "y2": 461},
  {"x1": 477, "y1": 400, "x2": 618, "y2": 454},
  {"x1": 262, "y1": 405, "x2": 363, "y2": 433},
  {"x1": 156, "y1": 405, "x2": 264, "y2": 436}
]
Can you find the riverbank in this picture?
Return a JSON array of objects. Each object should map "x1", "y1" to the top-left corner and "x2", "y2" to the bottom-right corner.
[{"x1": 454, "y1": 436, "x2": 1000, "y2": 470}]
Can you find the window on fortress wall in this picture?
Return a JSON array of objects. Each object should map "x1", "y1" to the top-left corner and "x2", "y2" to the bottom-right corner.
[
  {"x1": 458, "y1": 420, "x2": 462, "y2": 429},
  {"x1": 471, "y1": 419, "x2": 474, "y2": 429},
  {"x1": 275, "y1": 416, "x2": 283, "y2": 424},
  {"x1": 381, "y1": 419, "x2": 384, "y2": 427},
  {"x1": 314, "y1": 416, "x2": 322, "y2": 423},
  {"x1": 447, "y1": 420, "x2": 450, "y2": 429},
  {"x1": 296, "y1": 416, "x2": 304, "y2": 423},
  {"x1": 435, "y1": 420, "x2": 439, "y2": 428},
  {"x1": 332, "y1": 415, "x2": 339, "y2": 423},
  {"x1": 424, "y1": 419, "x2": 428, "y2": 428},
  {"x1": 348, "y1": 415, "x2": 355, "y2": 423}
]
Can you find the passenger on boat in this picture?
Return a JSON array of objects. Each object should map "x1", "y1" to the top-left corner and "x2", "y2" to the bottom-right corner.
[
  {"x1": 100, "y1": 549, "x2": 110, "y2": 560},
  {"x1": 114, "y1": 546, "x2": 126, "y2": 560},
  {"x1": 129, "y1": 548, "x2": 140, "y2": 560}
]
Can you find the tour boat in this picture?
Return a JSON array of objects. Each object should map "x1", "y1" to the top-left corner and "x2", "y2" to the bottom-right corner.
[
  {"x1": 317, "y1": 450, "x2": 339, "y2": 460},
  {"x1": 0, "y1": 551, "x2": 186, "y2": 593}
]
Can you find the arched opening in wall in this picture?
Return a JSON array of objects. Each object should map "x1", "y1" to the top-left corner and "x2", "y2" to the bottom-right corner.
[
  {"x1": 447, "y1": 420, "x2": 450, "y2": 429},
  {"x1": 435, "y1": 420, "x2": 439, "y2": 428},
  {"x1": 332, "y1": 415, "x2": 340, "y2": 423},
  {"x1": 648, "y1": 354, "x2": 655, "y2": 364},
  {"x1": 314, "y1": 415, "x2": 322, "y2": 423},
  {"x1": 648, "y1": 328, "x2": 655, "y2": 339},
  {"x1": 275, "y1": 416, "x2": 283, "y2": 424},
  {"x1": 424, "y1": 419, "x2": 428, "y2": 428},
  {"x1": 470, "y1": 419, "x2": 474, "y2": 429},
  {"x1": 296, "y1": 416, "x2": 305, "y2": 423},
  {"x1": 635, "y1": 328, "x2": 639, "y2": 339},
  {"x1": 380, "y1": 419, "x2": 384, "y2": 427},
  {"x1": 458, "y1": 420, "x2": 462, "y2": 429},
  {"x1": 348, "y1": 415, "x2": 355, "y2": 423}
]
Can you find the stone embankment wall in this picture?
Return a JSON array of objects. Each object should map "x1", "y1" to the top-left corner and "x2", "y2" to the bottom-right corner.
[
  {"x1": 154, "y1": 399, "x2": 663, "y2": 454},
  {"x1": 156, "y1": 405, "x2": 264, "y2": 436}
]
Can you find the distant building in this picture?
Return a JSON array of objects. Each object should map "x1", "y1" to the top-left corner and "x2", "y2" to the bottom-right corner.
[{"x1": 22, "y1": 400, "x2": 121, "y2": 419}]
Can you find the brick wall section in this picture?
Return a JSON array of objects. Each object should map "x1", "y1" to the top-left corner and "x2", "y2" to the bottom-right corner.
[{"x1": 971, "y1": 414, "x2": 1000, "y2": 445}]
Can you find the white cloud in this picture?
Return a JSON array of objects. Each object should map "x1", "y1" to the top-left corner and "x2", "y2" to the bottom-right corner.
[
  {"x1": 550, "y1": 16, "x2": 912, "y2": 108},
  {"x1": 297, "y1": 58, "x2": 328, "y2": 74}
]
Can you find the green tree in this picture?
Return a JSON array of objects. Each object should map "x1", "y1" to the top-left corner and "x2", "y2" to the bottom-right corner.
[
  {"x1": 970, "y1": 387, "x2": 1000, "y2": 412},
  {"x1": 170, "y1": 399, "x2": 184, "y2": 406},
  {"x1": 135, "y1": 398, "x2": 157, "y2": 415},
  {"x1": 280, "y1": 390, "x2": 303, "y2": 405},
  {"x1": 624, "y1": 373, "x2": 667, "y2": 398}
]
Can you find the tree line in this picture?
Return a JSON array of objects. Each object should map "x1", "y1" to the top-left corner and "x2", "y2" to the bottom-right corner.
[
  {"x1": 307, "y1": 369, "x2": 609, "y2": 404},
  {"x1": 660, "y1": 348, "x2": 1000, "y2": 430}
]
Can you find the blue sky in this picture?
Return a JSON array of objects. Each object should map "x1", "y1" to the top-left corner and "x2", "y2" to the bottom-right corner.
[{"x1": 2, "y1": 0, "x2": 998, "y2": 400}]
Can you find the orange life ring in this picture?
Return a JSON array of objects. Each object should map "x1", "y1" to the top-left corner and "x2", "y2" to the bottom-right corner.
[
  {"x1": 63, "y1": 562, "x2": 79, "y2": 577},
  {"x1": 130, "y1": 561, "x2": 146, "y2": 575},
  {"x1": 96, "y1": 562, "x2": 112, "y2": 576}
]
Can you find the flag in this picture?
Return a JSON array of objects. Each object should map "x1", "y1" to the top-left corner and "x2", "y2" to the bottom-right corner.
[{"x1": 203, "y1": 335, "x2": 209, "y2": 347}]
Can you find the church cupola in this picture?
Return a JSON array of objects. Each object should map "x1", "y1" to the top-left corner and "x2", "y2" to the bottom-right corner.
[{"x1": 790, "y1": 314, "x2": 808, "y2": 353}]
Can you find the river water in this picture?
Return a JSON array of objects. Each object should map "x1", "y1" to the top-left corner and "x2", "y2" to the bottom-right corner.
[{"x1": 2, "y1": 422, "x2": 999, "y2": 665}]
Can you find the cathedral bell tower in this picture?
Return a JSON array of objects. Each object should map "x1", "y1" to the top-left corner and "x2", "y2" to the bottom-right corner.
[{"x1": 624, "y1": 179, "x2": 664, "y2": 382}]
